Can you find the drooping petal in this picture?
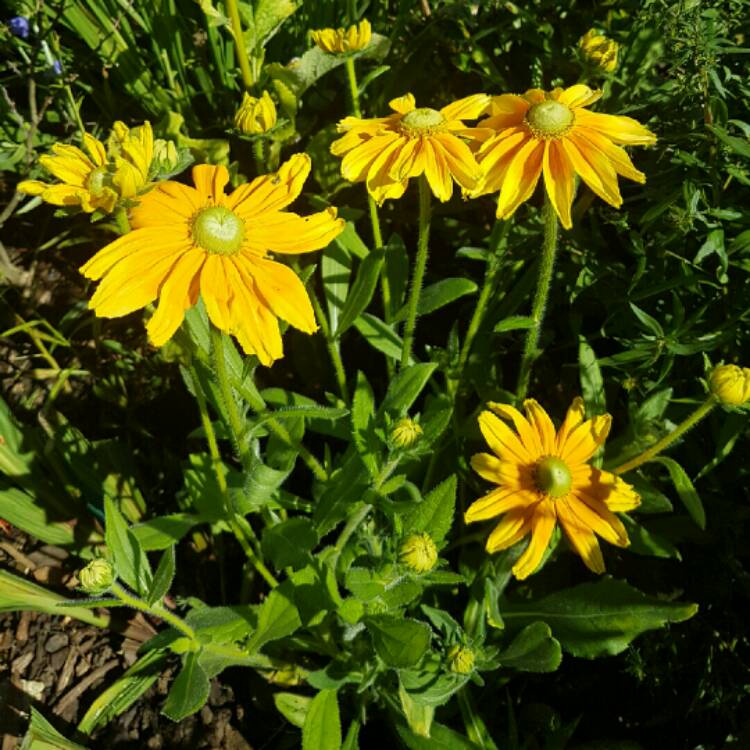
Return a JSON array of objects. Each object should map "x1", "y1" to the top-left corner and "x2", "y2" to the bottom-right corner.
[
  {"x1": 236, "y1": 255, "x2": 317, "y2": 333},
  {"x1": 365, "y1": 137, "x2": 409, "y2": 204},
  {"x1": 542, "y1": 139, "x2": 576, "y2": 229},
  {"x1": 330, "y1": 126, "x2": 372, "y2": 156},
  {"x1": 574, "y1": 466, "x2": 641, "y2": 512},
  {"x1": 473, "y1": 129, "x2": 529, "y2": 195},
  {"x1": 200, "y1": 254, "x2": 234, "y2": 332},
  {"x1": 557, "y1": 85, "x2": 603, "y2": 109},
  {"x1": 486, "y1": 509, "x2": 533, "y2": 553},
  {"x1": 227, "y1": 153, "x2": 311, "y2": 218},
  {"x1": 573, "y1": 110, "x2": 657, "y2": 146},
  {"x1": 440, "y1": 93, "x2": 491, "y2": 122},
  {"x1": 477, "y1": 410, "x2": 534, "y2": 463},
  {"x1": 130, "y1": 181, "x2": 203, "y2": 228},
  {"x1": 557, "y1": 498, "x2": 605, "y2": 574},
  {"x1": 192, "y1": 164, "x2": 230, "y2": 205},
  {"x1": 39, "y1": 149, "x2": 92, "y2": 187},
  {"x1": 39, "y1": 184, "x2": 89, "y2": 207},
  {"x1": 522, "y1": 399, "x2": 557, "y2": 456},
  {"x1": 388, "y1": 137, "x2": 426, "y2": 181},
  {"x1": 464, "y1": 486, "x2": 537, "y2": 523},
  {"x1": 565, "y1": 495, "x2": 629, "y2": 547},
  {"x1": 434, "y1": 134, "x2": 482, "y2": 191},
  {"x1": 342, "y1": 133, "x2": 400, "y2": 183},
  {"x1": 244, "y1": 208, "x2": 344, "y2": 255},
  {"x1": 495, "y1": 137, "x2": 544, "y2": 220},
  {"x1": 512, "y1": 499, "x2": 557, "y2": 579},
  {"x1": 562, "y1": 132, "x2": 622, "y2": 207},
  {"x1": 422, "y1": 139, "x2": 453, "y2": 202},
  {"x1": 389, "y1": 93, "x2": 416, "y2": 114},
  {"x1": 575, "y1": 127, "x2": 647, "y2": 183},
  {"x1": 146, "y1": 248, "x2": 205, "y2": 346},
  {"x1": 487, "y1": 402, "x2": 544, "y2": 458},
  {"x1": 470, "y1": 452, "x2": 529, "y2": 488}
]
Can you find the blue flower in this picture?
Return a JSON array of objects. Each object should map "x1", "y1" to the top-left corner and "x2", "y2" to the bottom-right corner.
[
  {"x1": 51, "y1": 60, "x2": 63, "y2": 75},
  {"x1": 8, "y1": 16, "x2": 30, "y2": 39}
]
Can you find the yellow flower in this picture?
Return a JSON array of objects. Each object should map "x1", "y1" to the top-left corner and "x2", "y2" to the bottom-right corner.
[
  {"x1": 579, "y1": 29, "x2": 619, "y2": 73},
  {"x1": 391, "y1": 417, "x2": 423, "y2": 448},
  {"x1": 80, "y1": 155, "x2": 345, "y2": 365},
  {"x1": 471, "y1": 85, "x2": 656, "y2": 228},
  {"x1": 107, "y1": 120, "x2": 155, "y2": 200},
  {"x1": 465, "y1": 398, "x2": 641, "y2": 580},
  {"x1": 234, "y1": 91, "x2": 277, "y2": 135},
  {"x1": 331, "y1": 92, "x2": 489, "y2": 204},
  {"x1": 399, "y1": 532, "x2": 438, "y2": 573},
  {"x1": 709, "y1": 364, "x2": 750, "y2": 406},
  {"x1": 311, "y1": 19, "x2": 372, "y2": 54},
  {"x1": 17, "y1": 132, "x2": 118, "y2": 213},
  {"x1": 447, "y1": 644, "x2": 475, "y2": 674}
]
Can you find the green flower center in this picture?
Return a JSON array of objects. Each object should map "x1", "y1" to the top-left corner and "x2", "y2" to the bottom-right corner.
[
  {"x1": 400, "y1": 107, "x2": 446, "y2": 134},
  {"x1": 525, "y1": 100, "x2": 575, "y2": 138},
  {"x1": 192, "y1": 206, "x2": 245, "y2": 255},
  {"x1": 534, "y1": 456, "x2": 573, "y2": 498}
]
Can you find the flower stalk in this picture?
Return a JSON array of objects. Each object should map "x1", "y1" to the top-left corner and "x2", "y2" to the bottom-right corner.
[
  {"x1": 612, "y1": 397, "x2": 717, "y2": 475},
  {"x1": 516, "y1": 196, "x2": 558, "y2": 401},
  {"x1": 226, "y1": 0, "x2": 254, "y2": 89},
  {"x1": 400, "y1": 175, "x2": 432, "y2": 369}
]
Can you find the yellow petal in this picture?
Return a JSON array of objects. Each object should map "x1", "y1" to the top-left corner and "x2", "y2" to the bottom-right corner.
[
  {"x1": 39, "y1": 151, "x2": 91, "y2": 187},
  {"x1": 557, "y1": 85, "x2": 602, "y2": 109},
  {"x1": 495, "y1": 138, "x2": 544, "y2": 219},
  {"x1": 40, "y1": 184, "x2": 90, "y2": 207},
  {"x1": 473, "y1": 129, "x2": 530, "y2": 195},
  {"x1": 227, "y1": 153, "x2": 311, "y2": 218},
  {"x1": 575, "y1": 127, "x2": 646, "y2": 183},
  {"x1": 83, "y1": 133, "x2": 107, "y2": 167},
  {"x1": 562, "y1": 132, "x2": 622, "y2": 208},
  {"x1": 434, "y1": 134, "x2": 481, "y2": 190},
  {"x1": 566, "y1": 495, "x2": 629, "y2": 547},
  {"x1": 557, "y1": 498, "x2": 605, "y2": 573},
  {"x1": 147, "y1": 248, "x2": 205, "y2": 347},
  {"x1": 465, "y1": 487, "x2": 537, "y2": 524},
  {"x1": 574, "y1": 467, "x2": 641, "y2": 512},
  {"x1": 388, "y1": 137, "x2": 425, "y2": 181},
  {"x1": 200, "y1": 254, "x2": 233, "y2": 332},
  {"x1": 389, "y1": 94, "x2": 416, "y2": 114},
  {"x1": 477, "y1": 410, "x2": 534, "y2": 464},
  {"x1": 560, "y1": 413, "x2": 612, "y2": 465},
  {"x1": 512, "y1": 499, "x2": 557, "y2": 579},
  {"x1": 192, "y1": 164, "x2": 230, "y2": 205},
  {"x1": 555, "y1": 397, "x2": 585, "y2": 451},
  {"x1": 130, "y1": 181, "x2": 202, "y2": 229},
  {"x1": 245, "y1": 208, "x2": 344, "y2": 255},
  {"x1": 487, "y1": 401, "x2": 544, "y2": 457},
  {"x1": 543, "y1": 140, "x2": 576, "y2": 229},
  {"x1": 522, "y1": 399, "x2": 556, "y2": 455},
  {"x1": 366, "y1": 137, "x2": 410, "y2": 204},
  {"x1": 440, "y1": 93, "x2": 491, "y2": 122},
  {"x1": 342, "y1": 133, "x2": 399, "y2": 183},
  {"x1": 423, "y1": 139, "x2": 453, "y2": 202},
  {"x1": 470, "y1": 452, "x2": 530, "y2": 488},
  {"x1": 486, "y1": 509, "x2": 533, "y2": 553},
  {"x1": 574, "y1": 110, "x2": 656, "y2": 146}
]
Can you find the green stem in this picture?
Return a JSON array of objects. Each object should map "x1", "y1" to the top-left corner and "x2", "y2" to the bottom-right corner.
[
  {"x1": 344, "y1": 56, "x2": 361, "y2": 117},
  {"x1": 452, "y1": 221, "x2": 510, "y2": 395},
  {"x1": 516, "y1": 196, "x2": 558, "y2": 402},
  {"x1": 210, "y1": 324, "x2": 251, "y2": 468},
  {"x1": 114, "y1": 207, "x2": 130, "y2": 235},
  {"x1": 400, "y1": 176, "x2": 431, "y2": 369},
  {"x1": 311, "y1": 291, "x2": 350, "y2": 403},
  {"x1": 226, "y1": 0, "x2": 254, "y2": 89},
  {"x1": 111, "y1": 582, "x2": 196, "y2": 642},
  {"x1": 253, "y1": 138, "x2": 265, "y2": 174},
  {"x1": 612, "y1": 397, "x2": 717, "y2": 475}
]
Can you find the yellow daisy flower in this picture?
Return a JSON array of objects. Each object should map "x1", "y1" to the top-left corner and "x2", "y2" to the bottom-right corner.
[
  {"x1": 331, "y1": 92, "x2": 489, "y2": 204},
  {"x1": 465, "y1": 398, "x2": 641, "y2": 580},
  {"x1": 80, "y1": 155, "x2": 345, "y2": 365},
  {"x1": 311, "y1": 19, "x2": 372, "y2": 54},
  {"x1": 471, "y1": 85, "x2": 656, "y2": 228}
]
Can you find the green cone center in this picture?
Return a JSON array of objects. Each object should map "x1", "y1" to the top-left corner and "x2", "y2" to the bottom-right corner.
[
  {"x1": 535, "y1": 456, "x2": 572, "y2": 498},
  {"x1": 525, "y1": 100, "x2": 574, "y2": 137},
  {"x1": 192, "y1": 206, "x2": 244, "y2": 255},
  {"x1": 401, "y1": 107, "x2": 445, "y2": 133}
]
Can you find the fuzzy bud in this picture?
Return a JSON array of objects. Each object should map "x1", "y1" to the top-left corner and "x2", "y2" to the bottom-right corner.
[
  {"x1": 579, "y1": 29, "x2": 619, "y2": 73},
  {"x1": 447, "y1": 644, "x2": 475, "y2": 674},
  {"x1": 234, "y1": 91, "x2": 277, "y2": 135},
  {"x1": 398, "y1": 533, "x2": 437, "y2": 573},
  {"x1": 709, "y1": 364, "x2": 750, "y2": 406},
  {"x1": 79, "y1": 559, "x2": 115, "y2": 595},
  {"x1": 391, "y1": 417, "x2": 423, "y2": 449}
]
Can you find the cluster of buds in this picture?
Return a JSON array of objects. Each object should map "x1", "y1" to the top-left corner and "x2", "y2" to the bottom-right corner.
[
  {"x1": 578, "y1": 29, "x2": 619, "y2": 74},
  {"x1": 398, "y1": 532, "x2": 437, "y2": 573},
  {"x1": 709, "y1": 364, "x2": 750, "y2": 406},
  {"x1": 233, "y1": 91, "x2": 277, "y2": 135},
  {"x1": 311, "y1": 19, "x2": 372, "y2": 55}
]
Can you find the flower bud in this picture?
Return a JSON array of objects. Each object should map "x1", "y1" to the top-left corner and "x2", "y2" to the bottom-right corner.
[
  {"x1": 391, "y1": 417, "x2": 423, "y2": 449},
  {"x1": 79, "y1": 559, "x2": 115, "y2": 595},
  {"x1": 709, "y1": 364, "x2": 750, "y2": 406},
  {"x1": 398, "y1": 533, "x2": 437, "y2": 573},
  {"x1": 579, "y1": 29, "x2": 619, "y2": 73},
  {"x1": 152, "y1": 138, "x2": 180, "y2": 173},
  {"x1": 234, "y1": 91, "x2": 277, "y2": 135},
  {"x1": 447, "y1": 644, "x2": 475, "y2": 674},
  {"x1": 311, "y1": 19, "x2": 372, "y2": 54}
]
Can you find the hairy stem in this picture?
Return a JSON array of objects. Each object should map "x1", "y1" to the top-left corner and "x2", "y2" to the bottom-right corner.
[{"x1": 226, "y1": 0, "x2": 254, "y2": 89}]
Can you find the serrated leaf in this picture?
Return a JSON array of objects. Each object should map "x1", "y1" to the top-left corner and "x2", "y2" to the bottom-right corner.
[
  {"x1": 162, "y1": 651, "x2": 210, "y2": 721},
  {"x1": 579, "y1": 338, "x2": 606, "y2": 416},
  {"x1": 365, "y1": 615, "x2": 431, "y2": 668},
  {"x1": 402, "y1": 475, "x2": 456, "y2": 546}
]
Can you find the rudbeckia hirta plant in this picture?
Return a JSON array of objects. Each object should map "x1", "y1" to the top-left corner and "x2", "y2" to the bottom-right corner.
[
  {"x1": 80, "y1": 154, "x2": 344, "y2": 365},
  {"x1": 234, "y1": 91, "x2": 277, "y2": 135},
  {"x1": 331, "y1": 92, "x2": 489, "y2": 204},
  {"x1": 311, "y1": 19, "x2": 372, "y2": 54},
  {"x1": 472, "y1": 84, "x2": 656, "y2": 228},
  {"x1": 465, "y1": 398, "x2": 641, "y2": 579}
]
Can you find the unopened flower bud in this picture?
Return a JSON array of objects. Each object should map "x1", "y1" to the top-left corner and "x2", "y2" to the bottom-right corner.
[
  {"x1": 234, "y1": 91, "x2": 277, "y2": 135},
  {"x1": 79, "y1": 559, "x2": 115, "y2": 594},
  {"x1": 709, "y1": 364, "x2": 750, "y2": 406},
  {"x1": 391, "y1": 417, "x2": 423, "y2": 449},
  {"x1": 152, "y1": 138, "x2": 180, "y2": 173},
  {"x1": 447, "y1": 644, "x2": 475, "y2": 674},
  {"x1": 311, "y1": 19, "x2": 372, "y2": 54},
  {"x1": 579, "y1": 29, "x2": 619, "y2": 73},
  {"x1": 399, "y1": 533, "x2": 437, "y2": 573}
]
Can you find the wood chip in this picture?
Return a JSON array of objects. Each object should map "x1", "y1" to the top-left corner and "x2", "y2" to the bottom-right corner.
[{"x1": 53, "y1": 658, "x2": 118, "y2": 717}]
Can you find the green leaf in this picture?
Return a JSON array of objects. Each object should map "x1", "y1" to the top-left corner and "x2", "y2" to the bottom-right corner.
[
  {"x1": 104, "y1": 497, "x2": 152, "y2": 596},
  {"x1": 402, "y1": 475, "x2": 456, "y2": 546},
  {"x1": 78, "y1": 650, "x2": 168, "y2": 734},
  {"x1": 380, "y1": 363, "x2": 437, "y2": 416},
  {"x1": 162, "y1": 651, "x2": 210, "y2": 721},
  {"x1": 622, "y1": 516, "x2": 681, "y2": 560},
  {"x1": 497, "y1": 621, "x2": 562, "y2": 672},
  {"x1": 147, "y1": 547, "x2": 176, "y2": 606},
  {"x1": 365, "y1": 615, "x2": 431, "y2": 668},
  {"x1": 393, "y1": 278, "x2": 478, "y2": 323},
  {"x1": 396, "y1": 720, "x2": 481, "y2": 749},
  {"x1": 503, "y1": 577, "x2": 698, "y2": 658},
  {"x1": 22, "y1": 708, "x2": 89, "y2": 750},
  {"x1": 493, "y1": 315, "x2": 535, "y2": 333},
  {"x1": 314, "y1": 454, "x2": 370, "y2": 535},
  {"x1": 236, "y1": 453, "x2": 295, "y2": 514},
  {"x1": 399, "y1": 682, "x2": 435, "y2": 737},
  {"x1": 274, "y1": 692, "x2": 311, "y2": 729},
  {"x1": 629, "y1": 303, "x2": 664, "y2": 337},
  {"x1": 0, "y1": 483, "x2": 75, "y2": 547},
  {"x1": 336, "y1": 248, "x2": 386, "y2": 336},
  {"x1": 302, "y1": 689, "x2": 341, "y2": 750},
  {"x1": 247, "y1": 582, "x2": 302, "y2": 653},
  {"x1": 322, "y1": 234, "x2": 353, "y2": 335},
  {"x1": 383, "y1": 234, "x2": 409, "y2": 320},
  {"x1": 132, "y1": 513, "x2": 200, "y2": 551},
  {"x1": 579, "y1": 338, "x2": 606, "y2": 415},
  {"x1": 261, "y1": 518, "x2": 318, "y2": 569},
  {"x1": 353, "y1": 313, "x2": 404, "y2": 361},
  {"x1": 351, "y1": 371, "x2": 379, "y2": 477},
  {"x1": 651, "y1": 456, "x2": 706, "y2": 529}
]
